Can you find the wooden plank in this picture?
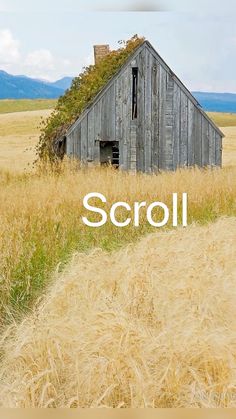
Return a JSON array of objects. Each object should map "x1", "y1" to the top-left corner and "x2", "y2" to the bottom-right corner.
[
  {"x1": 72, "y1": 124, "x2": 80, "y2": 159},
  {"x1": 144, "y1": 48, "x2": 152, "y2": 173},
  {"x1": 100, "y1": 94, "x2": 105, "y2": 141},
  {"x1": 209, "y1": 124, "x2": 216, "y2": 166},
  {"x1": 122, "y1": 67, "x2": 130, "y2": 170},
  {"x1": 130, "y1": 121, "x2": 137, "y2": 171},
  {"x1": 101, "y1": 89, "x2": 111, "y2": 142},
  {"x1": 100, "y1": 84, "x2": 116, "y2": 142},
  {"x1": 215, "y1": 132, "x2": 222, "y2": 167},
  {"x1": 80, "y1": 115, "x2": 88, "y2": 164},
  {"x1": 87, "y1": 108, "x2": 95, "y2": 161},
  {"x1": 136, "y1": 49, "x2": 145, "y2": 172},
  {"x1": 201, "y1": 117, "x2": 209, "y2": 167},
  {"x1": 109, "y1": 83, "x2": 116, "y2": 142},
  {"x1": 179, "y1": 91, "x2": 188, "y2": 167},
  {"x1": 66, "y1": 133, "x2": 72, "y2": 156},
  {"x1": 77, "y1": 124, "x2": 82, "y2": 160},
  {"x1": 151, "y1": 59, "x2": 160, "y2": 172},
  {"x1": 187, "y1": 100, "x2": 195, "y2": 167},
  {"x1": 165, "y1": 72, "x2": 174, "y2": 170},
  {"x1": 194, "y1": 110, "x2": 202, "y2": 167},
  {"x1": 158, "y1": 64, "x2": 167, "y2": 170},
  {"x1": 71, "y1": 131, "x2": 75, "y2": 157},
  {"x1": 73, "y1": 130, "x2": 77, "y2": 157},
  {"x1": 94, "y1": 100, "x2": 101, "y2": 140},
  {"x1": 173, "y1": 82, "x2": 181, "y2": 170},
  {"x1": 94, "y1": 100, "x2": 101, "y2": 163},
  {"x1": 115, "y1": 75, "x2": 123, "y2": 168}
]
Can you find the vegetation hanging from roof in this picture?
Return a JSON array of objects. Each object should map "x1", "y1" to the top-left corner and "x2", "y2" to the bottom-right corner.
[{"x1": 36, "y1": 35, "x2": 145, "y2": 161}]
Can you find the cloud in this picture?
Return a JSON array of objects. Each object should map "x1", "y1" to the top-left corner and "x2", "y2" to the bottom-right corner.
[
  {"x1": 0, "y1": 29, "x2": 20, "y2": 65},
  {"x1": 24, "y1": 49, "x2": 74, "y2": 80},
  {"x1": 0, "y1": 28, "x2": 73, "y2": 81},
  {"x1": 25, "y1": 49, "x2": 54, "y2": 70}
]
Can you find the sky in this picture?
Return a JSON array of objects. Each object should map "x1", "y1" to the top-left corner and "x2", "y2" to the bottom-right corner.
[{"x1": 0, "y1": 0, "x2": 235, "y2": 92}]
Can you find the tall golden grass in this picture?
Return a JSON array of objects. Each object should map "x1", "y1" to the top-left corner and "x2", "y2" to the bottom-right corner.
[
  {"x1": 0, "y1": 217, "x2": 235, "y2": 407},
  {"x1": 0, "y1": 164, "x2": 236, "y2": 326}
]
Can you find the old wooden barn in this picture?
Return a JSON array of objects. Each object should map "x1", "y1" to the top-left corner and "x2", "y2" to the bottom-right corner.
[{"x1": 64, "y1": 40, "x2": 224, "y2": 172}]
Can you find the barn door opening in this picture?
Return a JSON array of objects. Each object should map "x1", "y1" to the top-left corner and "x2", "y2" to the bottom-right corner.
[
  {"x1": 100, "y1": 141, "x2": 119, "y2": 167},
  {"x1": 56, "y1": 135, "x2": 67, "y2": 159}
]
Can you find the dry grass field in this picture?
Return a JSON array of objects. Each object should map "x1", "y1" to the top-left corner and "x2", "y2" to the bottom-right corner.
[
  {"x1": 208, "y1": 112, "x2": 236, "y2": 127},
  {"x1": 0, "y1": 108, "x2": 235, "y2": 174},
  {"x1": 0, "y1": 106, "x2": 235, "y2": 407},
  {"x1": 0, "y1": 109, "x2": 52, "y2": 172},
  {"x1": 0, "y1": 217, "x2": 236, "y2": 407},
  {"x1": 222, "y1": 127, "x2": 236, "y2": 167},
  {"x1": 0, "y1": 99, "x2": 57, "y2": 114},
  {"x1": 1, "y1": 164, "x2": 235, "y2": 326}
]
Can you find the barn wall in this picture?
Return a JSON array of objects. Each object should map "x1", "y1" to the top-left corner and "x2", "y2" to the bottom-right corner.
[
  {"x1": 66, "y1": 43, "x2": 223, "y2": 171},
  {"x1": 67, "y1": 63, "x2": 134, "y2": 170},
  {"x1": 139, "y1": 44, "x2": 223, "y2": 171}
]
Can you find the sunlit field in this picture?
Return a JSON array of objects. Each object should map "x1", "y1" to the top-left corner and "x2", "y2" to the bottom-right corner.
[
  {"x1": 0, "y1": 108, "x2": 235, "y2": 174},
  {"x1": 0, "y1": 106, "x2": 235, "y2": 407},
  {"x1": 0, "y1": 217, "x2": 236, "y2": 407},
  {"x1": 0, "y1": 164, "x2": 235, "y2": 326},
  {"x1": 0, "y1": 109, "x2": 52, "y2": 172},
  {"x1": 208, "y1": 111, "x2": 236, "y2": 127},
  {"x1": 0, "y1": 99, "x2": 57, "y2": 114}
]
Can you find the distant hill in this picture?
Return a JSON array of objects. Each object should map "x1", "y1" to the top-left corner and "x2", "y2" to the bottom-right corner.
[
  {"x1": 0, "y1": 69, "x2": 236, "y2": 112},
  {"x1": 192, "y1": 92, "x2": 236, "y2": 113},
  {"x1": 0, "y1": 70, "x2": 73, "y2": 99},
  {"x1": 51, "y1": 77, "x2": 73, "y2": 90}
]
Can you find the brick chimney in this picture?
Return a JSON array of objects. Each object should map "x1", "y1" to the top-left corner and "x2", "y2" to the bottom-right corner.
[{"x1": 93, "y1": 45, "x2": 110, "y2": 65}]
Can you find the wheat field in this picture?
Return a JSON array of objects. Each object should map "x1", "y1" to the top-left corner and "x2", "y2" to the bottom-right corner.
[
  {"x1": 0, "y1": 107, "x2": 236, "y2": 408},
  {"x1": 0, "y1": 164, "x2": 235, "y2": 326},
  {"x1": 0, "y1": 217, "x2": 236, "y2": 407}
]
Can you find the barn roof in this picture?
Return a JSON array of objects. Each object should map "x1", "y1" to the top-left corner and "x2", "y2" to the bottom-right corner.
[{"x1": 67, "y1": 40, "x2": 224, "y2": 138}]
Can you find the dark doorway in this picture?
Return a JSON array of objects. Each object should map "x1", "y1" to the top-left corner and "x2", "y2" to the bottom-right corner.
[
  {"x1": 100, "y1": 141, "x2": 119, "y2": 167},
  {"x1": 56, "y1": 136, "x2": 67, "y2": 159}
]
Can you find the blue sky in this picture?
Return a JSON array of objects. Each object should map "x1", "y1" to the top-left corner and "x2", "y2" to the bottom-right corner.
[{"x1": 0, "y1": 0, "x2": 236, "y2": 92}]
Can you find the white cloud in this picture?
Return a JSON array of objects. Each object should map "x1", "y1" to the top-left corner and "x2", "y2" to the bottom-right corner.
[
  {"x1": 24, "y1": 50, "x2": 74, "y2": 80},
  {"x1": 0, "y1": 29, "x2": 20, "y2": 65},
  {"x1": 25, "y1": 48, "x2": 54, "y2": 70},
  {"x1": 0, "y1": 28, "x2": 73, "y2": 80}
]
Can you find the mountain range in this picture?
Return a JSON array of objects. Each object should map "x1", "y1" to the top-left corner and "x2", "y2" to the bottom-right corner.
[
  {"x1": 192, "y1": 92, "x2": 236, "y2": 113},
  {"x1": 0, "y1": 70, "x2": 236, "y2": 113},
  {"x1": 0, "y1": 70, "x2": 73, "y2": 99}
]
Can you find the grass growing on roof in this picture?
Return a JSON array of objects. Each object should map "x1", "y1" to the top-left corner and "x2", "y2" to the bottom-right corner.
[{"x1": 37, "y1": 35, "x2": 145, "y2": 160}]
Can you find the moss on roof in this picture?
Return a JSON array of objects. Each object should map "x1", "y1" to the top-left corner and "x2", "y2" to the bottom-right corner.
[{"x1": 37, "y1": 35, "x2": 145, "y2": 161}]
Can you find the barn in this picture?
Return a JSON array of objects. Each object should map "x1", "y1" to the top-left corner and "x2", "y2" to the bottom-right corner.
[{"x1": 64, "y1": 40, "x2": 224, "y2": 172}]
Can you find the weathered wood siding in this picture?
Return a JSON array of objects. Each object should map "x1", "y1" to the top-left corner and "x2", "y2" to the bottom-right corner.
[{"x1": 66, "y1": 42, "x2": 223, "y2": 171}]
